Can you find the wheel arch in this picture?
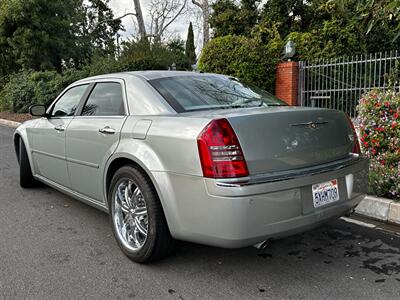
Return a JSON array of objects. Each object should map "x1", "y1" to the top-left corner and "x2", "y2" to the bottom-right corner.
[
  {"x1": 14, "y1": 133, "x2": 21, "y2": 163},
  {"x1": 104, "y1": 154, "x2": 177, "y2": 234},
  {"x1": 13, "y1": 129, "x2": 35, "y2": 172}
]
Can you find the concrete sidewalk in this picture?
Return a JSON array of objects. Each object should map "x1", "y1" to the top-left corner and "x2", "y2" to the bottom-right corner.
[{"x1": 0, "y1": 118, "x2": 21, "y2": 128}]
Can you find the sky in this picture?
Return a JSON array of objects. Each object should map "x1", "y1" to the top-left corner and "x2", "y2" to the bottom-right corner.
[{"x1": 109, "y1": 0, "x2": 199, "y2": 44}]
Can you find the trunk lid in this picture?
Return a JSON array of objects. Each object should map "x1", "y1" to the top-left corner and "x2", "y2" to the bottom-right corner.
[{"x1": 184, "y1": 107, "x2": 355, "y2": 175}]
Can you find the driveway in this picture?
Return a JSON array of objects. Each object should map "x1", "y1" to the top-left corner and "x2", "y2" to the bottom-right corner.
[{"x1": 1, "y1": 124, "x2": 399, "y2": 299}]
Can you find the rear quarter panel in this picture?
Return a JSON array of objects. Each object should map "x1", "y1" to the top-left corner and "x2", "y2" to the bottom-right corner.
[{"x1": 116, "y1": 115, "x2": 210, "y2": 175}]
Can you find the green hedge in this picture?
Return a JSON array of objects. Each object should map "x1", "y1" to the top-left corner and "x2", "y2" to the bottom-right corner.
[
  {"x1": 0, "y1": 69, "x2": 89, "y2": 113},
  {"x1": 357, "y1": 90, "x2": 400, "y2": 200},
  {"x1": 198, "y1": 35, "x2": 283, "y2": 92},
  {"x1": 0, "y1": 40, "x2": 189, "y2": 113}
]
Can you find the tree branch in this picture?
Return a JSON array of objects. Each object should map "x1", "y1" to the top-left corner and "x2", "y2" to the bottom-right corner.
[
  {"x1": 160, "y1": 0, "x2": 188, "y2": 35},
  {"x1": 192, "y1": 0, "x2": 202, "y2": 8}
]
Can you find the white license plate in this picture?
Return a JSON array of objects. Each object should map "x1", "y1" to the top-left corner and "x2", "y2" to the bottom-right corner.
[{"x1": 312, "y1": 179, "x2": 340, "y2": 208}]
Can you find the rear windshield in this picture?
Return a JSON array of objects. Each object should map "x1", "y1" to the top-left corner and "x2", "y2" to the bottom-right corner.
[{"x1": 149, "y1": 75, "x2": 286, "y2": 112}]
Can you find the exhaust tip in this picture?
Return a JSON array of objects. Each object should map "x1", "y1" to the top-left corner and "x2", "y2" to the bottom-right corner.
[{"x1": 253, "y1": 239, "x2": 270, "y2": 249}]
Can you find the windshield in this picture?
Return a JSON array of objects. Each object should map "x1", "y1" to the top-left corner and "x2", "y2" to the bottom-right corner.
[{"x1": 149, "y1": 74, "x2": 286, "y2": 112}]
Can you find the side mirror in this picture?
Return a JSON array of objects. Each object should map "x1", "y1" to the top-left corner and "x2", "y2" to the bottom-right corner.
[{"x1": 29, "y1": 104, "x2": 47, "y2": 117}]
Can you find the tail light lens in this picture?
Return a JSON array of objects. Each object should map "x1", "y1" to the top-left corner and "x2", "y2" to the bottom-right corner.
[
  {"x1": 197, "y1": 119, "x2": 249, "y2": 178},
  {"x1": 346, "y1": 115, "x2": 361, "y2": 155}
]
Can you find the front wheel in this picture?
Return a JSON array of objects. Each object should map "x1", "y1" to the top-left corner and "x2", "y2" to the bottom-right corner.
[{"x1": 108, "y1": 165, "x2": 175, "y2": 263}]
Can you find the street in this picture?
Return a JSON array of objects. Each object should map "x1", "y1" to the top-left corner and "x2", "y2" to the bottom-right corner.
[{"x1": 1, "y1": 124, "x2": 399, "y2": 299}]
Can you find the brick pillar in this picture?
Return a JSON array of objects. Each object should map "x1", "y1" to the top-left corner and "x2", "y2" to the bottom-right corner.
[{"x1": 275, "y1": 61, "x2": 299, "y2": 106}]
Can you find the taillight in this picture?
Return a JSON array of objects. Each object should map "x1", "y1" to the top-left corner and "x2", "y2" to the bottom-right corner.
[
  {"x1": 346, "y1": 115, "x2": 361, "y2": 154},
  {"x1": 197, "y1": 119, "x2": 249, "y2": 178}
]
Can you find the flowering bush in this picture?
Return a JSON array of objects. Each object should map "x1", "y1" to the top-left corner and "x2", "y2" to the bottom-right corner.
[{"x1": 357, "y1": 90, "x2": 400, "y2": 200}]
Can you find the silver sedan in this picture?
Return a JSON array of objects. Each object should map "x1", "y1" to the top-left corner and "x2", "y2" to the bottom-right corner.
[{"x1": 14, "y1": 71, "x2": 368, "y2": 263}]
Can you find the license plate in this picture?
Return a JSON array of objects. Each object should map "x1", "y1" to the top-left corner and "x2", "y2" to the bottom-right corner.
[{"x1": 312, "y1": 179, "x2": 339, "y2": 208}]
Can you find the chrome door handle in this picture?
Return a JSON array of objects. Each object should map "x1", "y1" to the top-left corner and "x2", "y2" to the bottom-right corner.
[
  {"x1": 54, "y1": 125, "x2": 65, "y2": 132},
  {"x1": 99, "y1": 126, "x2": 116, "y2": 134}
]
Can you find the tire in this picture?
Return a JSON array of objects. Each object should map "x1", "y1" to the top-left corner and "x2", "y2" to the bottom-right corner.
[
  {"x1": 108, "y1": 165, "x2": 175, "y2": 263},
  {"x1": 19, "y1": 139, "x2": 38, "y2": 188}
]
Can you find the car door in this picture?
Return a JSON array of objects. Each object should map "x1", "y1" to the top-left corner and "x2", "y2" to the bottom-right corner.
[
  {"x1": 65, "y1": 80, "x2": 128, "y2": 202},
  {"x1": 31, "y1": 84, "x2": 90, "y2": 187}
]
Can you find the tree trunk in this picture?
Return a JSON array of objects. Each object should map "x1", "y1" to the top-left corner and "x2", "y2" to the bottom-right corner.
[
  {"x1": 192, "y1": 0, "x2": 209, "y2": 48},
  {"x1": 133, "y1": 0, "x2": 147, "y2": 40},
  {"x1": 202, "y1": 0, "x2": 209, "y2": 47}
]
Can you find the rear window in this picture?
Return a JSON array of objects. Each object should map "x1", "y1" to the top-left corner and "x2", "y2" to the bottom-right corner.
[{"x1": 149, "y1": 75, "x2": 286, "y2": 112}]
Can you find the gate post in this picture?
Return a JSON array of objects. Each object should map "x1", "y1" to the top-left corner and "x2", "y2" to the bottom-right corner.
[{"x1": 275, "y1": 61, "x2": 299, "y2": 106}]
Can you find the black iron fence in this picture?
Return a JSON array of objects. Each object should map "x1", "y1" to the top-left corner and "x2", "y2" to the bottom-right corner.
[{"x1": 298, "y1": 51, "x2": 400, "y2": 117}]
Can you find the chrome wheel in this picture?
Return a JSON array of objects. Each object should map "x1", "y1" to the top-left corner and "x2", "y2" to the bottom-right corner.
[{"x1": 113, "y1": 179, "x2": 148, "y2": 251}]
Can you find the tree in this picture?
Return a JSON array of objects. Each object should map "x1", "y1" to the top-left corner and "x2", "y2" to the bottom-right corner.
[
  {"x1": 78, "y1": 0, "x2": 123, "y2": 63},
  {"x1": 0, "y1": 0, "x2": 83, "y2": 72},
  {"x1": 148, "y1": 0, "x2": 188, "y2": 43},
  {"x1": 185, "y1": 22, "x2": 196, "y2": 66},
  {"x1": 210, "y1": 0, "x2": 259, "y2": 37},
  {"x1": 260, "y1": 0, "x2": 313, "y2": 37},
  {"x1": 191, "y1": 0, "x2": 210, "y2": 47}
]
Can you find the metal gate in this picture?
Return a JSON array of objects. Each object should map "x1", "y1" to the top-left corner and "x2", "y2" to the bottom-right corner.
[{"x1": 298, "y1": 51, "x2": 400, "y2": 117}]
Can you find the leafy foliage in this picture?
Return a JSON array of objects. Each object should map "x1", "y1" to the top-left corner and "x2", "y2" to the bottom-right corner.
[
  {"x1": 120, "y1": 40, "x2": 187, "y2": 71},
  {"x1": 209, "y1": 0, "x2": 259, "y2": 37},
  {"x1": 0, "y1": 0, "x2": 122, "y2": 75},
  {"x1": 0, "y1": 0, "x2": 81, "y2": 72},
  {"x1": 357, "y1": 90, "x2": 400, "y2": 200},
  {"x1": 0, "y1": 39, "x2": 188, "y2": 113},
  {"x1": 198, "y1": 34, "x2": 283, "y2": 91},
  {"x1": 210, "y1": 0, "x2": 400, "y2": 60},
  {"x1": 358, "y1": 0, "x2": 400, "y2": 42},
  {"x1": 0, "y1": 69, "x2": 89, "y2": 113}
]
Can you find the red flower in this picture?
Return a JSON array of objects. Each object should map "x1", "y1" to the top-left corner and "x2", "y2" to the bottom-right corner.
[
  {"x1": 392, "y1": 121, "x2": 397, "y2": 129},
  {"x1": 394, "y1": 113, "x2": 399, "y2": 119},
  {"x1": 384, "y1": 101, "x2": 390, "y2": 107},
  {"x1": 363, "y1": 133, "x2": 368, "y2": 138}
]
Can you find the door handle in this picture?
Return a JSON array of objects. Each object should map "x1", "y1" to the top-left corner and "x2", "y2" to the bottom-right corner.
[
  {"x1": 54, "y1": 125, "x2": 65, "y2": 132},
  {"x1": 99, "y1": 126, "x2": 116, "y2": 135}
]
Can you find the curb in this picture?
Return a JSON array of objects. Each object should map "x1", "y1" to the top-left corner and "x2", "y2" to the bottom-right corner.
[
  {"x1": 0, "y1": 118, "x2": 21, "y2": 128},
  {"x1": 355, "y1": 196, "x2": 400, "y2": 225}
]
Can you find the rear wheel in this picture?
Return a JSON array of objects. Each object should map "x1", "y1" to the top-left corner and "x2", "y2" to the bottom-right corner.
[
  {"x1": 108, "y1": 165, "x2": 175, "y2": 263},
  {"x1": 19, "y1": 139, "x2": 38, "y2": 188}
]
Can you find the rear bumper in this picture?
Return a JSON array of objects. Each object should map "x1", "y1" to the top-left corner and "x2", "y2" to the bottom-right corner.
[{"x1": 152, "y1": 157, "x2": 369, "y2": 248}]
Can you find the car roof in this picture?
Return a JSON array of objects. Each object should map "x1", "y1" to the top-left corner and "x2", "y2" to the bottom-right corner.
[{"x1": 75, "y1": 70, "x2": 227, "y2": 83}]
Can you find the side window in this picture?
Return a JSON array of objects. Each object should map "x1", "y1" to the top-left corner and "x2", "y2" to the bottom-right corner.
[
  {"x1": 81, "y1": 82, "x2": 125, "y2": 116},
  {"x1": 51, "y1": 85, "x2": 89, "y2": 117}
]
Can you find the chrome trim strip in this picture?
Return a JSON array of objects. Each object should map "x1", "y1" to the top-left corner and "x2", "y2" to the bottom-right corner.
[
  {"x1": 34, "y1": 174, "x2": 108, "y2": 212},
  {"x1": 32, "y1": 149, "x2": 99, "y2": 169},
  {"x1": 216, "y1": 155, "x2": 363, "y2": 187},
  {"x1": 66, "y1": 157, "x2": 99, "y2": 169},
  {"x1": 31, "y1": 149, "x2": 65, "y2": 161}
]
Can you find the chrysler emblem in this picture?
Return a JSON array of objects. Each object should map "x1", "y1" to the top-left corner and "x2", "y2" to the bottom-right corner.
[{"x1": 290, "y1": 121, "x2": 328, "y2": 129}]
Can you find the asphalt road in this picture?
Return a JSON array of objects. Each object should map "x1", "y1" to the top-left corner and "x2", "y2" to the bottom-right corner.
[{"x1": 1, "y1": 124, "x2": 400, "y2": 300}]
